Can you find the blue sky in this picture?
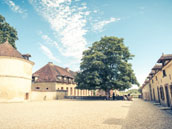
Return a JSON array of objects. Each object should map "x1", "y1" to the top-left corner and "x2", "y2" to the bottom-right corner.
[{"x1": 0, "y1": 0, "x2": 172, "y2": 88}]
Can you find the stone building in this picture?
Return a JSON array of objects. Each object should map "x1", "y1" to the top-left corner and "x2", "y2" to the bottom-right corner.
[
  {"x1": 32, "y1": 62, "x2": 93, "y2": 97},
  {"x1": 0, "y1": 41, "x2": 34, "y2": 101},
  {"x1": 141, "y1": 54, "x2": 172, "y2": 107},
  {"x1": 141, "y1": 80, "x2": 151, "y2": 101}
]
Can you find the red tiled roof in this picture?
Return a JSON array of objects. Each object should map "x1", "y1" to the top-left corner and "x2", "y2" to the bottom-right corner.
[
  {"x1": 157, "y1": 54, "x2": 172, "y2": 63},
  {"x1": 0, "y1": 41, "x2": 24, "y2": 59},
  {"x1": 33, "y1": 62, "x2": 76, "y2": 83}
]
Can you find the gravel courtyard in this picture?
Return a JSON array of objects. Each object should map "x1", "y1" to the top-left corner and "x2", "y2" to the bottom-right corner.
[{"x1": 0, "y1": 99, "x2": 172, "y2": 129}]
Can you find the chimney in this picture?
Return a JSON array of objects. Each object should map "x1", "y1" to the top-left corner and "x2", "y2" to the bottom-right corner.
[
  {"x1": 65, "y1": 67, "x2": 70, "y2": 72},
  {"x1": 48, "y1": 62, "x2": 53, "y2": 65}
]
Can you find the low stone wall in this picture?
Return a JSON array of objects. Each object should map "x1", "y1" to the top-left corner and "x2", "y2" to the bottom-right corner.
[
  {"x1": 30, "y1": 91, "x2": 67, "y2": 101},
  {"x1": 65, "y1": 96, "x2": 107, "y2": 100}
]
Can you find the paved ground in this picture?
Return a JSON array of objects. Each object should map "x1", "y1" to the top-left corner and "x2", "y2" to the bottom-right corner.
[
  {"x1": 0, "y1": 100, "x2": 131, "y2": 129},
  {"x1": 0, "y1": 99, "x2": 172, "y2": 129},
  {"x1": 122, "y1": 99, "x2": 172, "y2": 129}
]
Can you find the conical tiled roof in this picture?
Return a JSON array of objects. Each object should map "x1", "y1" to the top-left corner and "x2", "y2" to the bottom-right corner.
[
  {"x1": 0, "y1": 41, "x2": 24, "y2": 59},
  {"x1": 33, "y1": 62, "x2": 76, "y2": 83}
]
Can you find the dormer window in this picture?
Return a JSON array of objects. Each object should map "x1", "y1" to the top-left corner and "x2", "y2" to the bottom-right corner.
[
  {"x1": 68, "y1": 78, "x2": 71, "y2": 83},
  {"x1": 71, "y1": 78, "x2": 74, "y2": 83},
  {"x1": 32, "y1": 76, "x2": 38, "y2": 82},
  {"x1": 57, "y1": 75, "x2": 62, "y2": 80}
]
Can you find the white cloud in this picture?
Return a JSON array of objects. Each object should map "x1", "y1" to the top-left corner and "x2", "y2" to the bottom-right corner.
[
  {"x1": 31, "y1": 0, "x2": 89, "y2": 59},
  {"x1": 93, "y1": 17, "x2": 120, "y2": 32},
  {"x1": 40, "y1": 44, "x2": 60, "y2": 63},
  {"x1": 93, "y1": 10, "x2": 98, "y2": 13},
  {"x1": 41, "y1": 34, "x2": 81, "y2": 70},
  {"x1": 4, "y1": 0, "x2": 27, "y2": 16},
  {"x1": 31, "y1": 1, "x2": 121, "y2": 70}
]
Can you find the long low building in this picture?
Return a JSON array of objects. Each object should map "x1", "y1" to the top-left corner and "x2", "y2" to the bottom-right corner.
[
  {"x1": 141, "y1": 54, "x2": 172, "y2": 107},
  {"x1": 32, "y1": 62, "x2": 94, "y2": 98}
]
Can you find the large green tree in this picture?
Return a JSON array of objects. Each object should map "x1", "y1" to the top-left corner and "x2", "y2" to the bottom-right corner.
[
  {"x1": 75, "y1": 36, "x2": 139, "y2": 96},
  {"x1": 0, "y1": 14, "x2": 18, "y2": 49}
]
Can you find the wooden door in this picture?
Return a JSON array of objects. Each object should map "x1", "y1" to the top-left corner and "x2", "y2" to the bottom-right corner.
[
  {"x1": 25, "y1": 93, "x2": 29, "y2": 100},
  {"x1": 157, "y1": 87, "x2": 160, "y2": 103}
]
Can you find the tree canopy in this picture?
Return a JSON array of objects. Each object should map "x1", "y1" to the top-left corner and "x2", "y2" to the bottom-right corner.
[
  {"x1": 0, "y1": 14, "x2": 18, "y2": 49},
  {"x1": 75, "y1": 36, "x2": 139, "y2": 93}
]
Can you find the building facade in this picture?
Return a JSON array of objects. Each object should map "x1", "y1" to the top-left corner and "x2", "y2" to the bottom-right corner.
[
  {"x1": 0, "y1": 41, "x2": 34, "y2": 101},
  {"x1": 141, "y1": 54, "x2": 172, "y2": 107}
]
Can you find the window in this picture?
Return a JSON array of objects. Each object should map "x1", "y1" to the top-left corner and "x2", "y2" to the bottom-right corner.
[
  {"x1": 74, "y1": 88, "x2": 76, "y2": 96},
  {"x1": 163, "y1": 70, "x2": 167, "y2": 77},
  {"x1": 36, "y1": 87, "x2": 40, "y2": 89},
  {"x1": 66, "y1": 87, "x2": 68, "y2": 94},
  {"x1": 80, "y1": 90, "x2": 82, "y2": 96},
  {"x1": 70, "y1": 88, "x2": 73, "y2": 96},
  {"x1": 77, "y1": 89, "x2": 79, "y2": 96},
  {"x1": 46, "y1": 88, "x2": 48, "y2": 90},
  {"x1": 160, "y1": 87, "x2": 164, "y2": 100},
  {"x1": 156, "y1": 76, "x2": 158, "y2": 81},
  {"x1": 152, "y1": 79, "x2": 154, "y2": 83},
  {"x1": 169, "y1": 74, "x2": 171, "y2": 80},
  {"x1": 61, "y1": 87, "x2": 63, "y2": 90}
]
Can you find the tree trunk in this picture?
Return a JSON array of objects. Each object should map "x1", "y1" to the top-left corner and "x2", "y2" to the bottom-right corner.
[{"x1": 106, "y1": 90, "x2": 110, "y2": 100}]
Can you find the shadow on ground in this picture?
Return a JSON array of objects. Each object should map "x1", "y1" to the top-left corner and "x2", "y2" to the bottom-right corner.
[{"x1": 103, "y1": 118, "x2": 124, "y2": 125}]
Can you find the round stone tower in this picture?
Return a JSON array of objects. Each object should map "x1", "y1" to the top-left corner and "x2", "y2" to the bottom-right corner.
[{"x1": 0, "y1": 41, "x2": 34, "y2": 101}]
